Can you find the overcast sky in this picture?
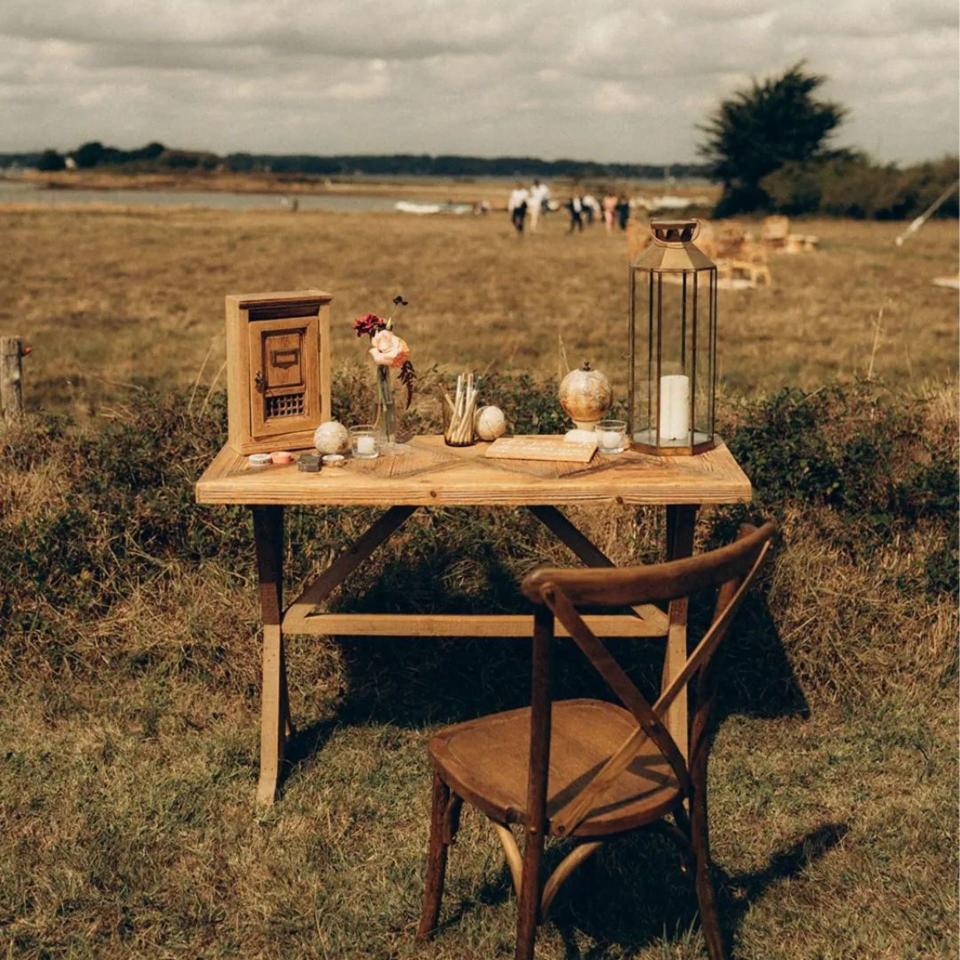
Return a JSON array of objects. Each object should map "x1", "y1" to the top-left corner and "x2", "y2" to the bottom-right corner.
[{"x1": 1, "y1": 0, "x2": 957, "y2": 164}]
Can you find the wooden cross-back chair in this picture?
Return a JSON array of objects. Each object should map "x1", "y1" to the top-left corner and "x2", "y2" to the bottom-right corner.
[{"x1": 416, "y1": 521, "x2": 777, "y2": 960}]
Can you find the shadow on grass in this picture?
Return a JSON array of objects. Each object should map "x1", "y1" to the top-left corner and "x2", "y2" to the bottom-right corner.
[
  {"x1": 276, "y1": 527, "x2": 809, "y2": 788},
  {"x1": 279, "y1": 718, "x2": 337, "y2": 792},
  {"x1": 547, "y1": 821, "x2": 848, "y2": 959},
  {"x1": 273, "y1": 520, "x2": 826, "y2": 953},
  {"x1": 415, "y1": 820, "x2": 847, "y2": 957},
  {"x1": 316, "y1": 555, "x2": 807, "y2": 730}
]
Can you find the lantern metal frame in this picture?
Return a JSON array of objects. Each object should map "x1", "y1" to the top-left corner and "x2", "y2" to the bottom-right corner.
[{"x1": 627, "y1": 219, "x2": 718, "y2": 456}]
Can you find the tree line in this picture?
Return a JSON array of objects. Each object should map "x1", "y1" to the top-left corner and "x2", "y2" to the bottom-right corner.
[{"x1": 1, "y1": 143, "x2": 706, "y2": 181}]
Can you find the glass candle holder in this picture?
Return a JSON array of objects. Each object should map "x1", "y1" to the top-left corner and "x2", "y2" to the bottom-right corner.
[
  {"x1": 595, "y1": 419, "x2": 627, "y2": 454},
  {"x1": 350, "y1": 424, "x2": 379, "y2": 459}
]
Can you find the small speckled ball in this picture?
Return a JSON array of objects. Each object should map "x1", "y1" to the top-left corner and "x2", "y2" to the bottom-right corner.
[
  {"x1": 313, "y1": 420, "x2": 350, "y2": 454},
  {"x1": 475, "y1": 405, "x2": 507, "y2": 441}
]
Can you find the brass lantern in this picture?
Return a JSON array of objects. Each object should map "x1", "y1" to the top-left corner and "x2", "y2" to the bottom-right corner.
[{"x1": 628, "y1": 219, "x2": 717, "y2": 455}]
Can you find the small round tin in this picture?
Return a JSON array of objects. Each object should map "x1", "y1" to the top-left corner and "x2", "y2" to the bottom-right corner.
[
  {"x1": 321, "y1": 454, "x2": 346, "y2": 468},
  {"x1": 248, "y1": 453, "x2": 272, "y2": 467}
]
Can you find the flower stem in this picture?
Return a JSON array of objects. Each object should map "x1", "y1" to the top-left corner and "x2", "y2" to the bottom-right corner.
[{"x1": 376, "y1": 365, "x2": 397, "y2": 444}]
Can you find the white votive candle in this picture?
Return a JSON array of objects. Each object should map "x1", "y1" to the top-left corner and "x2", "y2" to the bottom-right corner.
[
  {"x1": 600, "y1": 430, "x2": 620, "y2": 451},
  {"x1": 659, "y1": 374, "x2": 690, "y2": 441},
  {"x1": 357, "y1": 435, "x2": 376, "y2": 455}
]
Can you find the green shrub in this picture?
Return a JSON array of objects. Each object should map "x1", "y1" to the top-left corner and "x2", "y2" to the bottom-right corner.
[
  {"x1": 725, "y1": 383, "x2": 956, "y2": 527},
  {"x1": 761, "y1": 154, "x2": 959, "y2": 219}
]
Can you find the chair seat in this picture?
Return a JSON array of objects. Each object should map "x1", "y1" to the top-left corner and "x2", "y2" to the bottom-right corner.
[{"x1": 428, "y1": 699, "x2": 681, "y2": 838}]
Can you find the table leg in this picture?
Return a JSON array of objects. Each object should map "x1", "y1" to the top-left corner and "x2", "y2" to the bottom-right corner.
[
  {"x1": 664, "y1": 504, "x2": 698, "y2": 760},
  {"x1": 252, "y1": 505, "x2": 287, "y2": 807}
]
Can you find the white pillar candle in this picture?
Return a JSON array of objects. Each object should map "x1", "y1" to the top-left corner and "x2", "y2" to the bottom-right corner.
[
  {"x1": 659, "y1": 374, "x2": 690, "y2": 441},
  {"x1": 357, "y1": 435, "x2": 376, "y2": 455}
]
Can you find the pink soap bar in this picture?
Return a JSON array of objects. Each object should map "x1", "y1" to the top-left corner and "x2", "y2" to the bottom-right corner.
[{"x1": 271, "y1": 451, "x2": 294, "y2": 465}]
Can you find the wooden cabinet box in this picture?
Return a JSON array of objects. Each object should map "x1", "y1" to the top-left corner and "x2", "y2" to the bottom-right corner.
[{"x1": 225, "y1": 290, "x2": 332, "y2": 453}]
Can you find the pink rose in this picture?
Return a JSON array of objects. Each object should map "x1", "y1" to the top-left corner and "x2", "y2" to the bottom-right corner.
[{"x1": 369, "y1": 330, "x2": 410, "y2": 368}]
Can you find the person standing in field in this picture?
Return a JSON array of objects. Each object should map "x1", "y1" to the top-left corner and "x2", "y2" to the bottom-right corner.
[
  {"x1": 508, "y1": 182, "x2": 529, "y2": 234},
  {"x1": 581, "y1": 192, "x2": 600, "y2": 226},
  {"x1": 602, "y1": 191, "x2": 617, "y2": 232},
  {"x1": 528, "y1": 179, "x2": 550, "y2": 232},
  {"x1": 566, "y1": 195, "x2": 584, "y2": 233},
  {"x1": 616, "y1": 194, "x2": 631, "y2": 230}
]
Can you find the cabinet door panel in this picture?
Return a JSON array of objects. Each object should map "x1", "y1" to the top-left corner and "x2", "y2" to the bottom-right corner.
[
  {"x1": 263, "y1": 331, "x2": 304, "y2": 393},
  {"x1": 248, "y1": 315, "x2": 319, "y2": 438}
]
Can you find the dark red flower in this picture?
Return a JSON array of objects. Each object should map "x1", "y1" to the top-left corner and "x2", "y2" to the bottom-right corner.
[{"x1": 354, "y1": 313, "x2": 387, "y2": 338}]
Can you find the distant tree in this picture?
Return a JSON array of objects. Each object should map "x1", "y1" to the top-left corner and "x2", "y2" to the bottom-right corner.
[
  {"x1": 699, "y1": 62, "x2": 847, "y2": 215},
  {"x1": 74, "y1": 141, "x2": 106, "y2": 168},
  {"x1": 36, "y1": 149, "x2": 66, "y2": 172},
  {"x1": 140, "y1": 141, "x2": 165, "y2": 160}
]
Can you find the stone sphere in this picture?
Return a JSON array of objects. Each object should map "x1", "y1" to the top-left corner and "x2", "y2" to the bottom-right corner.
[
  {"x1": 313, "y1": 420, "x2": 350, "y2": 454},
  {"x1": 475, "y1": 405, "x2": 507, "y2": 441},
  {"x1": 558, "y1": 362, "x2": 612, "y2": 429}
]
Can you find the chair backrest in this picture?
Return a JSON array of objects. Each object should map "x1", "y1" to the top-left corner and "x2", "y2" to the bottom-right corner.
[{"x1": 520, "y1": 521, "x2": 776, "y2": 837}]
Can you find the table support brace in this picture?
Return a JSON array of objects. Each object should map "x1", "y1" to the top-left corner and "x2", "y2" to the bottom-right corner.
[
  {"x1": 527, "y1": 505, "x2": 669, "y2": 635},
  {"x1": 283, "y1": 506, "x2": 419, "y2": 633}
]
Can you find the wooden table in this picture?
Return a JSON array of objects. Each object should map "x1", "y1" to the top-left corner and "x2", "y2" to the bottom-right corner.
[{"x1": 196, "y1": 435, "x2": 752, "y2": 806}]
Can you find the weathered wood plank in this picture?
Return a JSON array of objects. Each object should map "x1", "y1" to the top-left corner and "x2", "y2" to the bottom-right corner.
[
  {"x1": 284, "y1": 611, "x2": 667, "y2": 638},
  {"x1": 196, "y1": 435, "x2": 751, "y2": 507},
  {"x1": 0, "y1": 336, "x2": 26, "y2": 425}
]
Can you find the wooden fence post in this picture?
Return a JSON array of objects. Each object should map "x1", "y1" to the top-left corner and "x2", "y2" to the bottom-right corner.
[{"x1": 0, "y1": 336, "x2": 28, "y2": 425}]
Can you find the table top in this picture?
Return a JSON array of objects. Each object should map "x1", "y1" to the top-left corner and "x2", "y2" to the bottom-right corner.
[{"x1": 195, "y1": 435, "x2": 752, "y2": 508}]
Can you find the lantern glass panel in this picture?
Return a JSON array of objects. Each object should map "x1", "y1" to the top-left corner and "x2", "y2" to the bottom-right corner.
[{"x1": 689, "y1": 268, "x2": 717, "y2": 443}]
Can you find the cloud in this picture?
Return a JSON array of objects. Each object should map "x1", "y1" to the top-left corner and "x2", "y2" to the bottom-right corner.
[
  {"x1": 593, "y1": 82, "x2": 652, "y2": 115},
  {"x1": 326, "y1": 60, "x2": 390, "y2": 102},
  {"x1": 0, "y1": 0, "x2": 956, "y2": 163}
]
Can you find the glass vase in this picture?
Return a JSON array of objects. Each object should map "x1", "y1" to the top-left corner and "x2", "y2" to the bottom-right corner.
[{"x1": 375, "y1": 364, "x2": 399, "y2": 447}]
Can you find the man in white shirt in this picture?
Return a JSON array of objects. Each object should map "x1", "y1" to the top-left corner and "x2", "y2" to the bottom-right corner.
[
  {"x1": 508, "y1": 183, "x2": 529, "y2": 233},
  {"x1": 528, "y1": 179, "x2": 550, "y2": 232},
  {"x1": 581, "y1": 193, "x2": 600, "y2": 225}
]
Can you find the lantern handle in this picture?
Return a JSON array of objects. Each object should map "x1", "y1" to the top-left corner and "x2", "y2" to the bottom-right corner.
[{"x1": 650, "y1": 219, "x2": 701, "y2": 245}]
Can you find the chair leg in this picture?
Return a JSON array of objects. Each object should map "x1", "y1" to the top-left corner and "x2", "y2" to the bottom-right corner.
[
  {"x1": 515, "y1": 826, "x2": 545, "y2": 960},
  {"x1": 417, "y1": 772, "x2": 455, "y2": 940},
  {"x1": 690, "y1": 781, "x2": 726, "y2": 960}
]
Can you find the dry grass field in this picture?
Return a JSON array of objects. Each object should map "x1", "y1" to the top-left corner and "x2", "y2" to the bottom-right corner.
[
  {"x1": 3, "y1": 207, "x2": 956, "y2": 416},
  {"x1": 0, "y1": 202, "x2": 957, "y2": 960}
]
